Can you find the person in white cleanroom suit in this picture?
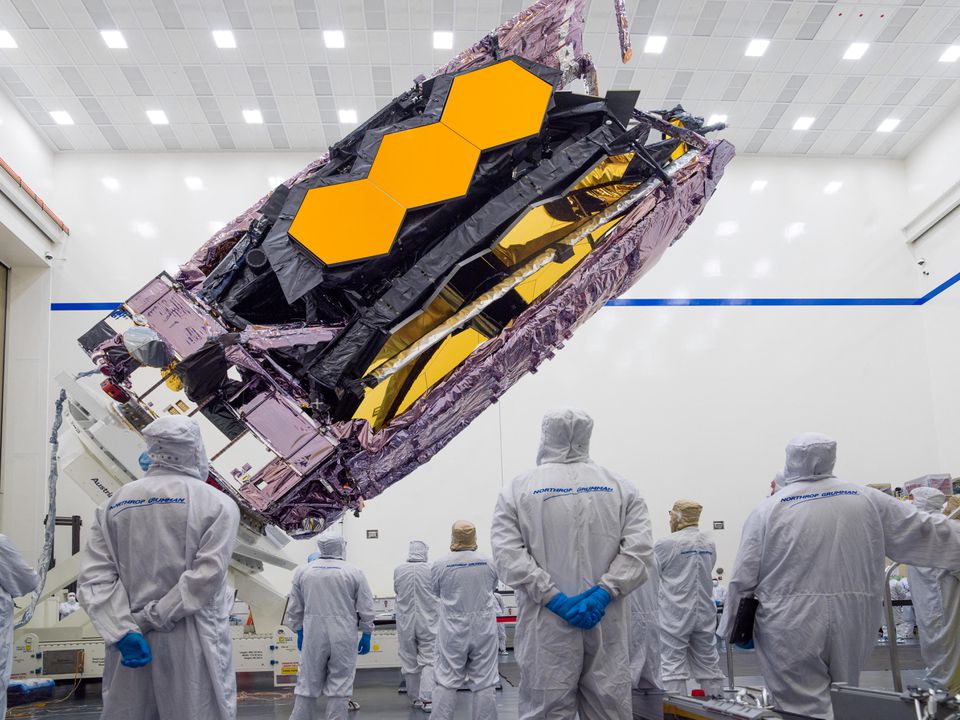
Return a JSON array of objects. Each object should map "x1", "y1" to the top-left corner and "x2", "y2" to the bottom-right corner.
[
  {"x1": 78, "y1": 415, "x2": 240, "y2": 720},
  {"x1": 431, "y1": 521, "x2": 500, "y2": 720},
  {"x1": 0, "y1": 534, "x2": 40, "y2": 718},
  {"x1": 718, "y1": 433, "x2": 960, "y2": 720},
  {"x1": 907, "y1": 487, "x2": 960, "y2": 691},
  {"x1": 494, "y1": 591, "x2": 508, "y2": 654},
  {"x1": 59, "y1": 591, "x2": 81, "y2": 619},
  {"x1": 711, "y1": 579, "x2": 727, "y2": 607},
  {"x1": 287, "y1": 534, "x2": 375, "y2": 720},
  {"x1": 655, "y1": 500, "x2": 725, "y2": 696},
  {"x1": 490, "y1": 408, "x2": 654, "y2": 720},
  {"x1": 629, "y1": 559, "x2": 664, "y2": 720},
  {"x1": 889, "y1": 576, "x2": 915, "y2": 642},
  {"x1": 393, "y1": 540, "x2": 438, "y2": 711}
]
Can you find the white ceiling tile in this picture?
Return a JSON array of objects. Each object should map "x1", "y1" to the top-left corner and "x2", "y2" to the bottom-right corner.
[{"x1": 0, "y1": 0, "x2": 953, "y2": 156}]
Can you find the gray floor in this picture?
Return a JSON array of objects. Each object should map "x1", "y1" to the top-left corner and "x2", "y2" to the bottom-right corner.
[
  {"x1": 8, "y1": 643, "x2": 925, "y2": 719},
  {"x1": 9, "y1": 664, "x2": 520, "y2": 719}
]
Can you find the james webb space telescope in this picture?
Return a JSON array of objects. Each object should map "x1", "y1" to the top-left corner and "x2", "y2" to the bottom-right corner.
[{"x1": 72, "y1": 56, "x2": 732, "y2": 542}]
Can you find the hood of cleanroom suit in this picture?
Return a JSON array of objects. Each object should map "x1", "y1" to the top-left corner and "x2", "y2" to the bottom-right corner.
[
  {"x1": 718, "y1": 437, "x2": 960, "y2": 718},
  {"x1": 143, "y1": 415, "x2": 209, "y2": 480},
  {"x1": 407, "y1": 540, "x2": 429, "y2": 563},
  {"x1": 491, "y1": 408, "x2": 654, "y2": 720},
  {"x1": 536, "y1": 408, "x2": 592, "y2": 465},
  {"x1": 0, "y1": 534, "x2": 40, "y2": 717},
  {"x1": 913, "y1": 487, "x2": 946, "y2": 513},
  {"x1": 774, "y1": 471, "x2": 785, "y2": 490},
  {"x1": 286, "y1": 542, "x2": 375, "y2": 704},
  {"x1": 670, "y1": 500, "x2": 702, "y2": 533},
  {"x1": 77, "y1": 433, "x2": 240, "y2": 720},
  {"x1": 317, "y1": 534, "x2": 347, "y2": 560},
  {"x1": 783, "y1": 432, "x2": 836, "y2": 485},
  {"x1": 451, "y1": 521, "x2": 478, "y2": 552}
]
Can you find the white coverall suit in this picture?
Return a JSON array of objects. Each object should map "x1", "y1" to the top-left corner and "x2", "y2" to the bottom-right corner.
[
  {"x1": 907, "y1": 487, "x2": 960, "y2": 691},
  {"x1": 629, "y1": 561, "x2": 664, "y2": 720},
  {"x1": 431, "y1": 544, "x2": 500, "y2": 720},
  {"x1": 889, "y1": 577, "x2": 915, "y2": 641},
  {"x1": 494, "y1": 592, "x2": 508, "y2": 653},
  {"x1": 491, "y1": 408, "x2": 655, "y2": 720},
  {"x1": 655, "y1": 527, "x2": 724, "y2": 695},
  {"x1": 718, "y1": 433, "x2": 960, "y2": 719},
  {"x1": 0, "y1": 534, "x2": 40, "y2": 718},
  {"x1": 287, "y1": 535, "x2": 375, "y2": 720},
  {"x1": 394, "y1": 540, "x2": 438, "y2": 705},
  {"x1": 78, "y1": 416, "x2": 240, "y2": 720}
]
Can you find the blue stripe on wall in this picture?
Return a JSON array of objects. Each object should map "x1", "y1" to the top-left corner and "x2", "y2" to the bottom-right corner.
[
  {"x1": 51, "y1": 302, "x2": 121, "y2": 311},
  {"x1": 50, "y1": 270, "x2": 960, "y2": 312}
]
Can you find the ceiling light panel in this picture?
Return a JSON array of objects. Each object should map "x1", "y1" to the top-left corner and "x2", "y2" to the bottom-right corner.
[
  {"x1": 101, "y1": 30, "x2": 127, "y2": 49},
  {"x1": 212, "y1": 30, "x2": 236, "y2": 49},
  {"x1": 146, "y1": 110, "x2": 169, "y2": 125},
  {"x1": 843, "y1": 42, "x2": 869, "y2": 60},
  {"x1": 644, "y1": 35, "x2": 667, "y2": 54},
  {"x1": 433, "y1": 31, "x2": 454, "y2": 49},
  {"x1": 323, "y1": 30, "x2": 345, "y2": 48},
  {"x1": 0, "y1": 30, "x2": 16, "y2": 49},
  {"x1": 940, "y1": 46, "x2": 960, "y2": 63},
  {"x1": 243, "y1": 109, "x2": 264, "y2": 124},
  {"x1": 49, "y1": 110, "x2": 73, "y2": 125},
  {"x1": 877, "y1": 118, "x2": 900, "y2": 133},
  {"x1": 745, "y1": 39, "x2": 769, "y2": 57},
  {"x1": 792, "y1": 116, "x2": 815, "y2": 131}
]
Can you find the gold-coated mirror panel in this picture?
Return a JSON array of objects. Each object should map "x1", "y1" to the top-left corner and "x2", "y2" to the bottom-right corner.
[
  {"x1": 441, "y1": 60, "x2": 553, "y2": 150},
  {"x1": 369, "y1": 123, "x2": 480, "y2": 208},
  {"x1": 289, "y1": 179, "x2": 406, "y2": 265}
]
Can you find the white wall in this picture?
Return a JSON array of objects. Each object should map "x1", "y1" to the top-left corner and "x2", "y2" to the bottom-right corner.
[
  {"x1": 905, "y1": 108, "x2": 960, "y2": 474},
  {"x1": 36, "y1": 149, "x2": 948, "y2": 598},
  {"x1": 0, "y1": 89, "x2": 57, "y2": 559},
  {"x1": 0, "y1": 88, "x2": 53, "y2": 198}
]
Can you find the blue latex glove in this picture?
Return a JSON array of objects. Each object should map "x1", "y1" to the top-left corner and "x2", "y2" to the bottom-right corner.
[
  {"x1": 734, "y1": 639, "x2": 754, "y2": 650},
  {"x1": 358, "y1": 632, "x2": 372, "y2": 656},
  {"x1": 116, "y1": 632, "x2": 152, "y2": 668},
  {"x1": 138, "y1": 451, "x2": 152, "y2": 473},
  {"x1": 546, "y1": 589, "x2": 594, "y2": 619},
  {"x1": 567, "y1": 586, "x2": 612, "y2": 629},
  {"x1": 297, "y1": 629, "x2": 303, "y2": 651}
]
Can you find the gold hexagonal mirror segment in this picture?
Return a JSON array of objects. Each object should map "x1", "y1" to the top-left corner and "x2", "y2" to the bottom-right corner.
[
  {"x1": 368, "y1": 122, "x2": 480, "y2": 209},
  {"x1": 440, "y1": 59, "x2": 554, "y2": 150},
  {"x1": 289, "y1": 179, "x2": 406, "y2": 265}
]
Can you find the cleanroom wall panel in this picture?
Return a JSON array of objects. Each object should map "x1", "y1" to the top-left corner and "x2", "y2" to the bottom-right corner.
[
  {"x1": 904, "y1": 112, "x2": 960, "y2": 476},
  {"x1": 44, "y1": 152, "x2": 940, "y2": 595}
]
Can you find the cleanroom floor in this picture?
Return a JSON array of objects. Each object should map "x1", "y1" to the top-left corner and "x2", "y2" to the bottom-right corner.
[{"x1": 7, "y1": 644, "x2": 926, "y2": 719}]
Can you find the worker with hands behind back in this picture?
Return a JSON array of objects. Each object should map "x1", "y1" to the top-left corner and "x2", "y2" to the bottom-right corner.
[
  {"x1": 491, "y1": 408, "x2": 654, "y2": 720},
  {"x1": 78, "y1": 415, "x2": 240, "y2": 720}
]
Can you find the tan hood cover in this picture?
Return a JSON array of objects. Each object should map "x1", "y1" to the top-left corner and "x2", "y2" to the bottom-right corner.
[
  {"x1": 451, "y1": 520, "x2": 478, "y2": 551},
  {"x1": 670, "y1": 500, "x2": 703, "y2": 532}
]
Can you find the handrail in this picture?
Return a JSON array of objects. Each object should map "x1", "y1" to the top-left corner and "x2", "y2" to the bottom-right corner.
[
  {"x1": 0, "y1": 154, "x2": 70, "y2": 235},
  {"x1": 884, "y1": 501, "x2": 960, "y2": 692}
]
